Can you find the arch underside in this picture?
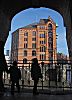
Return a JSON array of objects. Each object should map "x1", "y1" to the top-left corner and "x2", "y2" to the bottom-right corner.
[
  {"x1": 0, "y1": 0, "x2": 72, "y2": 60},
  {"x1": 0, "y1": 0, "x2": 66, "y2": 20}
]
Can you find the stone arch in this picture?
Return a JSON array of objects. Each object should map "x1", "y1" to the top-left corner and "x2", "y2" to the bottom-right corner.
[
  {"x1": 0, "y1": 0, "x2": 72, "y2": 64},
  {"x1": 1, "y1": 1, "x2": 70, "y2": 46}
]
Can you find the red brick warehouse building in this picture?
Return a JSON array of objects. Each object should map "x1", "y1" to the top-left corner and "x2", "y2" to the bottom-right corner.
[{"x1": 11, "y1": 16, "x2": 58, "y2": 64}]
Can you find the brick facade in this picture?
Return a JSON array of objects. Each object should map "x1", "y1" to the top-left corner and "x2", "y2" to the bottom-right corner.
[{"x1": 11, "y1": 16, "x2": 57, "y2": 65}]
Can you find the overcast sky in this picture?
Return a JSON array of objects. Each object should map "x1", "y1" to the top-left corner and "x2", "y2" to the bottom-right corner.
[{"x1": 4, "y1": 7, "x2": 69, "y2": 56}]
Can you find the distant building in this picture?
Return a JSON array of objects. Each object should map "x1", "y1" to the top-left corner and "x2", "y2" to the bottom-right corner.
[
  {"x1": 11, "y1": 16, "x2": 57, "y2": 65},
  {"x1": 6, "y1": 50, "x2": 10, "y2": 56},
  {"x1": 57, "y1": 52, "x2": 69, "y2": 63},
  {"x1": 5, "y1": 50, "x2": 11, "y2": 65}
]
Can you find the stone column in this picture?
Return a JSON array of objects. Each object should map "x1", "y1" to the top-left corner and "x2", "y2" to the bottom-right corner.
[
  {"x1": 66, "y1": 28, "x2": 72, "y2": 84},
  {"x1": 0, "y1": 10, "x2": 11, "y2": 91},
  {"x1": 0, "y1": 9, "x2": 11, "y2": 67},
  {"x1": 66, "y1": 28, "x2": 72, "y2": 60}
]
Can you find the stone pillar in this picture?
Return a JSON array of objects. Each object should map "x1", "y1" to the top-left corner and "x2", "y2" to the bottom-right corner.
[
  {"x1": 0, "y1": 10, "x2": 11, "y2": 91},
  {"x1": 60, "y1": 0, "x2": 71, "y2": 59},
  {"x1": 0, "y1": 10, "x2": 11, "y2": 43},
  {"x1": 60, "y1": 5, "x2": 71, "y2": 57},
  {"x1": 0, "y1": 41, "x2": 7, "y2": 69},
  {"x1": 0, "y1": 10, "x2": 11, "y2": 66},
  {"x1": 66, "y1": 28, "x2": 72, "y2": 84},
  {"x1": 66, "y1": 28, "x2": 72, "y2": 60}
]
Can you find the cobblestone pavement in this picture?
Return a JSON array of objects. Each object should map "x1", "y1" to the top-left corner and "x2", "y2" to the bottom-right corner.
[
  {"x1": 0, "y1": 87, "x2": 72, "y2": 100},
  {"x1": 0, "y1": 92, "x2": 72, "y2": 100}
]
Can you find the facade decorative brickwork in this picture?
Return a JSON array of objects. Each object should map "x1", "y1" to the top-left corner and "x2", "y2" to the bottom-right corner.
[{"x1": 11, "y1": 16, "x2": 57, "y2": 64}]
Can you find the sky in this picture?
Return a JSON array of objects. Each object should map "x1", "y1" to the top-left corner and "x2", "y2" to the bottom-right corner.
[{"x1": 4, "y1": 7, "x2": 69, "y2": 56}]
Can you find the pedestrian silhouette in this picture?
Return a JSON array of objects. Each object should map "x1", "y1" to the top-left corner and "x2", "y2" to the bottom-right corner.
[
  {"x1": 31, "y1": 58, "x2": 42, "y2": 95},
  {"x1": 9, "y1": 61, "x2": 21, "y2": 95},
  {"x1": 0, "y1": 55, "x2": 8, "y2": 95}
]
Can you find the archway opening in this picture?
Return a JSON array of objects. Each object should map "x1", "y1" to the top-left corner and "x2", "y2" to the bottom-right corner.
[
  {"x1": 4, "y1": 7, "x2": 69, "y2": 62},
  {"x1": 4, "y1": 7, "x2": 71, "y2": 91}
]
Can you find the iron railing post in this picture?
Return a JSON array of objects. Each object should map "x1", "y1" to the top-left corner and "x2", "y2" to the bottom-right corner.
[
  {"x1": 28, "y1": 62, "x2": 30, "y2": 85},
  {"x1": 48, "y1": 63, "x2": 50, "y2": 88},
  {"x1": 41, "y1": 61, "x2": 44, "y2": 90}
]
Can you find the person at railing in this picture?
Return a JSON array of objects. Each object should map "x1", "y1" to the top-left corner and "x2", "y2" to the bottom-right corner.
[
  {"x1": 31, "y1": 58, "x2": 42, "y2": 95},
  {"x1": 9, "y1": 61, "x2": 21, "y2": 95}
]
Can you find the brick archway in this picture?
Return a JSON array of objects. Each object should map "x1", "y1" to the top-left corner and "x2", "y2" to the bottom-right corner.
[{"x1": 0, "y1": 0, "x2": 72, "y2": 62}]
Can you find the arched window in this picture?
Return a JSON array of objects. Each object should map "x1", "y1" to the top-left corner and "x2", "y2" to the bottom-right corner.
[
  {"x1": 23, "y1": 58, "x2": 27, "y2": 64},
  {"x1": 32, "y1": 50, "x2": 36, "y2": 56}
]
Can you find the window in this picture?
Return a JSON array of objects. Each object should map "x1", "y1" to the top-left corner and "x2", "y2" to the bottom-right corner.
[
  {"x1": 40, "y1": 47, "x2": 41, "y2": 52},
  {"x1": 44, "y1": 40, "x2": 45, "y2": 44},
  {"x1": 32, "y1": 50, "x2": 36, "y2": 56},
  {"x1": 40, "y1": 41, "x2": 45, "y2": 44},
  {"x1": 24, "y1": 50, "x2": 27, "y2": 56},
  {"x1": 40, "y1": 55, "x2": 41, "y2": 60},
  {"x1": 24, "y1": 38, "x2": 27, "y2": 41},
  {"x1": 48, "y1": 33, "x2": 53, "y2": 37},
  {"x1": 48, "y1": 23, "x2": 52, "y2": 30},
  {"x1": 24, "y1": 43, "x2": 27, "y2": 48},
  {"x1": 32, "y1": 31, "x2": 36, "y2": 36},
  {"x1": 32, "y1": 38, "x2": 36, "y2": 41},
  {"x1": 40, "y1": 54, "x2": 45, "y2": 60},
  {"x1": 48, "y1": 31, "x2": 52, "y2": 34},
  {"x1": 24, "y1": 32, "x2": 28, "y2": 36},
  {"x1": 40, "y1": 34, "x2": 45, "y2": 38},
  {"x1": 40, "y1": 26, "x2": 45, "y2": 29},
  {"x1": 40, "y1": 46, "x2": 46, "y2": 52},
  {"x1": 23, "y1": 58, "x2": 27, "y2": 63},
  {"x1": 49, "y1": 43, "x2": 53, "y2": 49},
  {"x1": 48, "y1": 37, "x2": 53, "y2": 42},
  {"x1": 32, "y1": 43, "x2": 36, "y2": 48}
]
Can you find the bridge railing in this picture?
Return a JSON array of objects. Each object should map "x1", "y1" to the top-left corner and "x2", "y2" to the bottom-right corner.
[{"x1": 2, "y1": 60, "x2": 72, "y2": 91}]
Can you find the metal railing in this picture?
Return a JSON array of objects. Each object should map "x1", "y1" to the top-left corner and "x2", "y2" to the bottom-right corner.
[{"x1": 2, "y1": 60, "x2": 72, "y2": 92}]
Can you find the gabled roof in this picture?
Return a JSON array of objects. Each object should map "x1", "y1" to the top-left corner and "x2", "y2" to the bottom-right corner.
[
  {"x1": 21, "y1": 16, "x2": 55, "y2": 29},
  {"x1": 22, "y1": 22, "x2": 38, "y2": 29},
  {"x1": 38, "y1": 19, "x2": 48, "y2": 24},
  {"x1": 38, "y1": 16, "x2": 55, "y2": 25},
  {"x1": 14, "y1": 16, "x2": 56, "y2": 31}
]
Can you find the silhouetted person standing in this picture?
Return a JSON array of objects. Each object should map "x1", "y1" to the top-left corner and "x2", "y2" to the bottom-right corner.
[
  {"x1": 0, "y1": 54, "x2": 8, "y2": 94},
  {"x1": 31, "y1": 58, "x2": 42, "y2": 95},
  {"x1": 9, "y1": 61, "x2": 21, "y2": 95}
]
